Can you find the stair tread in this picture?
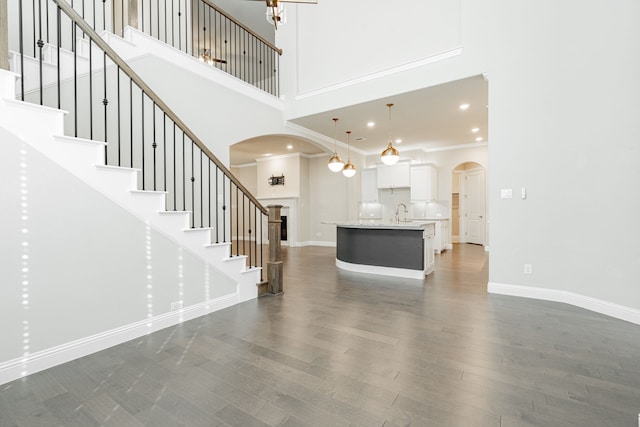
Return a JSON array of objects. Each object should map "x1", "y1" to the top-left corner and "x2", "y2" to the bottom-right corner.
[
  {"x1": 54, "y1": 135, "x2": 107, "y2": 146},
  {"x1": 95, "y1": 164, "x2": 141, "y2": 173}
]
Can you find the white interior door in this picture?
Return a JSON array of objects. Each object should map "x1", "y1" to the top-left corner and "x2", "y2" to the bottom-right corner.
[{"x1": 464, "y1": 168, "x2": 485, "y2": 245}]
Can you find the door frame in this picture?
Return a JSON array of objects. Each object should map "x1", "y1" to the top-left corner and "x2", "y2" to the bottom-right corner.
[{"x1": 452, "y1": 162, "x2": 486, "y2": 246}]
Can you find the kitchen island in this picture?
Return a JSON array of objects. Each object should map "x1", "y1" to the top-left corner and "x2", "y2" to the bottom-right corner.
[{"x1": 336, "y1": 223, "x2": 436, "y2": 279}]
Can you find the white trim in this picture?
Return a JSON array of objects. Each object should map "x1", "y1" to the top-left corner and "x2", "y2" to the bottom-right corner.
[
  {"x1": 336, "y1": 259, "x2": 425, "y2": 280},
  {"x1": 231, "y1": 162, "x2": 258, "y2": 169},
  {"x1": 487, "y1": 282, "x2": 640, "y2": 326},
  {"x1": 0, "y1": 294, "x2": 238, "y2": 386},
  {"x1": 295, "y1": 47, "x2": 464, "y2": 100},
  {"x1": 284, "y1": 122, "x2": 368, "y2": 155},
  {"x1": 363, "y1": 141, "x2": 488, "y2": 157},
  {"x1": 300, "y1": 240, "x2": 336, "y2": 247},
  {"x1": 255, "y1": 152, "x2": 318, "y2": 162}
]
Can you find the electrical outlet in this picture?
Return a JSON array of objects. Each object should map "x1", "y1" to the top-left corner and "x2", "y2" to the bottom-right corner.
[
  {"x1": 170, "y1": 301, "x2": 183, "y2": 311},
  {"x1": 523, "y1": 264, "x2": 533, "y2": 275}
]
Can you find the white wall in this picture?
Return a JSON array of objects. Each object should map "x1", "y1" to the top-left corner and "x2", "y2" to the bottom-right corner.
[
  {"x1": 256, "y1": 154, "x2": 300, "y2": 199},
  {"x1": 486, "y1": 1, "x2": 640, "y2": 313},
  {"x1": 0, "y1": 127, "x2": 236, "y2": 371},
  {"x1": 278, "y1": 0, "x2": 640, "y2": 318}
]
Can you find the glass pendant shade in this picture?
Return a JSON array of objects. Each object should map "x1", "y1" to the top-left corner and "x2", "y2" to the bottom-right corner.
[
  {"x1": 328, "y1": 153, "x2": 344, "y2": 172},
  {"x1": 342, "y1": 130, "x2": 356, "y2": 177},
  {"x1": 342, "y1": 160, "x2": 356, "y2": 177},
  {"x1": 380, "y1": 143, "x2": 400, "y2": 165},
  {"x1": 327, "y1": 118, "x2": 344, "y2": 172},
  {"x1": 380, "y1": 103, "x2": 400, "y2": 165}
]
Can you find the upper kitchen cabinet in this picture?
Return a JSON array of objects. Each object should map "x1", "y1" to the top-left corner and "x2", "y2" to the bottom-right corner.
[
  {"x1": 361, "y1": 168, "x2": 378, "y2": 202},
  {"x1": 377, "y1": 162, "x2": 411, "y2": 189},
  {"x1": 410, "y1": 164, "x2": 438, "y2": 202}
]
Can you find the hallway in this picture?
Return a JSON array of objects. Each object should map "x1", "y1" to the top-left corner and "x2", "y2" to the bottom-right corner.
[{"x1": 1, "y1": 245, "x2": 640, "y2": 426}]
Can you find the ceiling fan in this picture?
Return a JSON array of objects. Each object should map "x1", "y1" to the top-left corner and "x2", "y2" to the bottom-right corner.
[{"x1": 247, "y1": 0, "x2": 317, "y2": 29}]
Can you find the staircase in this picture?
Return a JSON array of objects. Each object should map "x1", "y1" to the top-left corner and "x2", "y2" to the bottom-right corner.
[{"x1": 0, "y1": 0, "x2": 277, "y2": 385}]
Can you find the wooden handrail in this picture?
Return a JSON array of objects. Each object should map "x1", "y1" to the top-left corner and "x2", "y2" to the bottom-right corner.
[{"x1": 54, "y1": 0, "x2": 268, "y2": 214}]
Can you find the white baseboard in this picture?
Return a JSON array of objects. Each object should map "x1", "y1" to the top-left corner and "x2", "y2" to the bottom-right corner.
[
  {"x1": 336, "y1": 259, "x2": 426, "y2": 280},
  {"x1": 301, "y1": 240, "x2": 336, "y2": 248},
  {"x1": 488, "y1": 282, "x2": 640, "y2": 326},
  {"x1": 0, "y1": 293, "x2": 238, "y2": 386}
]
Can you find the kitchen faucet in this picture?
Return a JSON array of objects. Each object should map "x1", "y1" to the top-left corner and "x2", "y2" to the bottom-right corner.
[{"x1": 395, "y1": 203, "x2": 408, "y2": 223}]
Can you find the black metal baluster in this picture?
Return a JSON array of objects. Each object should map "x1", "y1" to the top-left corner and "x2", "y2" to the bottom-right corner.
[
  {"x1": 215, "y1": 167, "x2": 219, "y2": 243},
  {"x1": 260, "y1": 210, "x2": 263, "y2": 280},
  {"x1": 141, "y1": 0, "x2": 144, "y2": 33},
  {"x1": 37, "y1": 0, "x2": 43, "y2": 105},
  {"x1": 141, "y1": 93, "x2": 145, "y2": 189},
  {"x1": 32, "y1": 0, "x2": 36, "y2": 57},
  {"x1": 163, "y1": 0, "x2": 167, "y2": 42},
  {"x1": 102, "y1": 0, "x2": 105, "y2": 32},
  {"x1": 129, "y1": 79, "x2": 133, "y2": 167},
  {"x1": 89, "y1": 38, "x2": 93, "y2": 139},
  {"x1": 191, "y1": 140, "x2": 195, "y2": 228},
  {"x1": 199, "y1": 150, "x2": 203, "y2": 227},
  {"x1": 163, "y1": 113, "x2": 167, "y2": 193},
  {"x1": 152, "y1": 103, "x2": 157, "y2": 191},
  {"x1": 235, "y1": 185, "x2": 239, "y2": 256},
  {"x1": 45, "y1": 0, "x2": 49, "y2": 43},
  {"x1": 177, "y1": 0, "x2": 181, "y2": 51},
  {"x1": 248, "y1": 198, "x2": 251, "y2": 267},
  {"x1": 208, "y1": 160, "x2": 211, "y2": 227},
  {"x1": 117, "y1": 67, "x2": 121, "y2": 166},
  {"x1": 156, "y1": 0, "x2": 159, "y2": 40},
  {"x1": 223, "y1": 175, "x2": 228, "y2": 244},
  {"x1": 228, "y1": 178, "x2": 232, "y2": 249},
  {"x1": 173, "y1": 123, "x2": 176, "y2": 210},
  {"x1": 73, "y1": 23, "x2": 77, "y2": 135},
  {"x1": 92, "y1": 0, "x2": 95, "y2": 32},
  {"x1": 242, "y1": 193, "x2": 246, "y2": 257},
  {"x1": 57, "y1": 6, "x2": 61, "y2": 109},
  {"x1": 103, "y1": 51, "x2": 108, "y2": 163},
  {"x1": 18, "y1": 0, "x2": 24, "y2": 100},
  {"x1": 182, "y1": 133, "x2": 186, "y2": 210}
]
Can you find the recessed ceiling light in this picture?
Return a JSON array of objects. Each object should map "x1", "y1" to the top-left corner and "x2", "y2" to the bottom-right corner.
[
  {"x1": 264, "y1": 153, "x2": 272, "y2": 157},
  {"x1": 367, "y1": 121, "x2": 375, "y2": 128},
  {"x1": 395, "y1": 139, "x2": 402, "y2": 144},
  {"x1": 459, "y1": 103, "x2": 470, "y2": 110},
  {"x1": 286, "y1": 144, "x2": 293, "y2": 150},
  {"x1": 475, "y1": 137, "x2": 483, "y2": 142},
  {"x1": 471, "y1": 127, "x2": 479, "y2": 133}
]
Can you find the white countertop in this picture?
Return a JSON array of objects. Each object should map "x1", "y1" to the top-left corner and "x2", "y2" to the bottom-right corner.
[{"x1": 337, "y1": 222, "x2": 435, "y2": 231}]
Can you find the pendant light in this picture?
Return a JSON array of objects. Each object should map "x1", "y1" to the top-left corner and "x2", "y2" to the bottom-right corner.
[
  {"x1": 380, "y1": 103, "x2": 400, "y2": 165},
  {"x1": 327, "y1": 118, "x2": 344, "y2": 172},
  {"x1": 342, "y1": 131, "x2": 357, "y2": 178}
]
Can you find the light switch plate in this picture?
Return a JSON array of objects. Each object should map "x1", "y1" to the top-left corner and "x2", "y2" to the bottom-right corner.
[{"x1": 501, "y1": 189, "x2": 513, "y2": 199}]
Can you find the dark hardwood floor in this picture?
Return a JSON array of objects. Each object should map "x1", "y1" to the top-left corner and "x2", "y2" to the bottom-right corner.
[{"x1": 2, "y1": 244, "x2": 640, "y2": 426}]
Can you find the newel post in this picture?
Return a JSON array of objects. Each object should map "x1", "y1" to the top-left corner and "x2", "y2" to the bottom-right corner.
[
  {"x1": 267, "y1": 205, "x2": 283, "y2": 295},
  {"x1": 0, "y1": 0, "x2": 9, "y2": 71}
]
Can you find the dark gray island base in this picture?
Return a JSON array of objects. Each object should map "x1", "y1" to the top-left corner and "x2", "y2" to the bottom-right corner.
[{"x1": 336, "y1": 223, "x2": 435, "y2": 279}]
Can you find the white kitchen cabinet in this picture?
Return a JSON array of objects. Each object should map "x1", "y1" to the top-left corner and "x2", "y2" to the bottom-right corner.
[
  {"x1": 433, "y1": 219, "x2": 450, "y2": 254},
  {"x1": 377, "y1": 162, "x2": 411, "y2": 189},
  {"x1": 360, "y1": 168, "x2": 378, "y2": 202},
  {"x1": 410, "y1": 164, "x2": 438, "y2": 202}
]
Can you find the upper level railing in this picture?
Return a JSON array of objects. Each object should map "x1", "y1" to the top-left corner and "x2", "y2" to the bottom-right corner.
[
  {"x1": 22, "y1": 0, "x2": 283, "y2": 96},
  {"x1": 6, "y1": 0, "x2": 269, "y2": 279}
]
